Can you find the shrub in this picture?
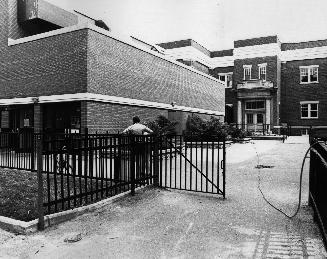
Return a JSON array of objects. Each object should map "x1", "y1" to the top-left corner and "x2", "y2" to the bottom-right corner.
[
  {"x1": 147, "y1": 115, "x2": 178, "y2": 136},
  {"x1": 226, "y1": 125, "x2": 252, "y2": 139},
  {"x1": 184, "y1": 115, "x2": 252, "y2": 141},
  {"x1": 184, "y1": 115, "x2": 227, "y2": 141}
]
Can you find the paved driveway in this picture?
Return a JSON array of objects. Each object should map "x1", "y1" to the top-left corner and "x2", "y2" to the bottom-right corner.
[{"x1": 0, "y1": 136, "x2": 326, "y2": 258}]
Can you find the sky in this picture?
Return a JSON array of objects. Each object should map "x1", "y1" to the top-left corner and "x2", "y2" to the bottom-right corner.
[{"x1": 47, "y1": 0, "x2": 327, "y2": 51}]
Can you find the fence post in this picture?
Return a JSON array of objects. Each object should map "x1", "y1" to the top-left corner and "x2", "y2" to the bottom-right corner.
[
  {"x1": 130, "y1": 136, "x2": 135, "y2": 196},
  {"x1": 153, "y1": 136, "x2": 160, "y2": 187},
  {"x1": 31, "y1": 134, "x2": 35, "y2": 171},
  {"x1": 222, "y1": 138, "x2": 226, "y2": 199},
  {"x1": 36, "y1": 133, "x2": 44, "y2": 230}
]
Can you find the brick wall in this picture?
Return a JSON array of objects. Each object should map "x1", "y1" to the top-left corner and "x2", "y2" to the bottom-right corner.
[
  {"x1": 87, "y1": 30, "x2": 225, "y2": 112},
  {"x1": 282, "y1": 39, "x2": 327, "y2": 51},
  {"x1": 191, "y1": 61, "x2": 209, "y2": 74},
  {"x1": 210, "y1": 49, "x2": 233, "y2": 58},
  {"x1": 0, "y1": 0, "x2": 8, "y2": 50},
  {"x1": 234, "y1": 36, "x2": 279, "y2": 48},
  {"x1": 210, "y1": 66, "x2": 236, "y2": 121},
  {"x1": 234, "y1": 56, "x2": 278, "y2": 85},
  {"x1": 83, "y1": 101, "x2": 168, "y2": 133},
  {"x1": 281, "y1": 58, "x2": 327, "y2": 126},
  {"x1": 8, "y1": 0, "x2": 28, "y2": 40},
  {"x1": 0, "y1": 29, "x2": 88, "y2": 98}
]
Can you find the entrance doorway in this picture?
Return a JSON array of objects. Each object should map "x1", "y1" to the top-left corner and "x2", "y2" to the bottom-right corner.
[{"x1": 245, "y1": 113, "x2": 264, "y2": 131}]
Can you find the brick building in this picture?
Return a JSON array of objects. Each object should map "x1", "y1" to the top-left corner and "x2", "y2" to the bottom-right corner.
[
  {"x1": 159, "y1": 36, "x2": 327, "y2": 134},
  {"x1": 0, "y1": 0, "x2": 225, "y2": 134}
]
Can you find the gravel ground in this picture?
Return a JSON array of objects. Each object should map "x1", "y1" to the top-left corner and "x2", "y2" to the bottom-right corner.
[{"x1": 0, "y1": 136, "x2": 326, "y2": 258}]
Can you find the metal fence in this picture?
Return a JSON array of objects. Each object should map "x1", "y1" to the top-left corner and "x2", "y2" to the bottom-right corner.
[
  {"x1": 0, "y1": 132, "x2": 226, "y2": 229},
  {"x1": 230, "y1": 123, "x2": 271, "y2": 135},
  {"x1": 40, "y1": 134, "x2": 156, "y2": 215},
  {"x1": 0, "y1": 132, "x2": 35, "y2": 170},
  {"x1": 309, "y1": 138, "x2": 327, "y2": 246},
  {"x1": 158, "y1": 136, "x2": 225, "y2": 196}
]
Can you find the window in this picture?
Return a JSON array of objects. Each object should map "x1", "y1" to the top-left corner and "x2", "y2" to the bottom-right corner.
[
  {"x1": 257, "y1": 114, "x2": 264, "y2": 124},
  {"x1": 245, "y1": 100, "x2": 265, "y2": 110},
  {"x1": 258, "y1": 63, "x2": 267, "y2": 81},
  {"x1": 300, "y1": 102, "x2": 319, "y2": 119},
  {"x1": 300, "y1": 65, "x2": 319, "y2": 84},
  {"x1": 246, "y1": 114, "x2": 254, "y2": 124},
  {"x1": 218, "y1": 73, "x2": 233, "y2": 87},
  {"x1": 243, "y1": 65, "x2": 252, "y2": 80}
]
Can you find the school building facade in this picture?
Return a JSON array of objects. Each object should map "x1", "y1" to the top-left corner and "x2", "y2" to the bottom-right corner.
[
  {"x1": 0, "y1": 0, "x2": 225, "y2": 134},
  {"x1": 159, "y1": 36, "x2": 327, "y2": 134}
]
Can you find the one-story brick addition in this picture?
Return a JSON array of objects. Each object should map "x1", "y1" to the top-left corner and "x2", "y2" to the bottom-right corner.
[
  {"x1": 159, "y1": 36, "x2": 327, "y2": 134},
  {"x1": 0, "y1": 0, "x2": 225, "y2": 134}
]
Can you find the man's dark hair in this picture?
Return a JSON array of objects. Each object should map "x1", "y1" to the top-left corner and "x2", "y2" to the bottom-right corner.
[{"x1": 133, "y1": 116, "x2": 140, "y2": 124}]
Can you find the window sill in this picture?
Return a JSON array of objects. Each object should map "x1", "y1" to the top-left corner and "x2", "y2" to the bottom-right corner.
[
  {"x1": 301, "y1": 117, "x2": 318, "y2": 119},
  {"x1": 300, "y1": 81, "x2": 319, "y2": 85}
]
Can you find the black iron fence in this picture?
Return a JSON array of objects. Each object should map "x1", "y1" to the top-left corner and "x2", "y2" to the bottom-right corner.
[
  {"x1": 0, "y1": 131, "x2": 35, "y2": 170},
  {"x1": 40, "y1": 134, "x2": 157, "y2": 215},
  {"x1": 158, "y1": 136, "x2": 225, "y2": 196},
  {"x1": 0, "y1": 132, "x2": 226, "y2": 229},
  {"x1": 309, "y1": 138, "x2": 327, "y2": 246}
]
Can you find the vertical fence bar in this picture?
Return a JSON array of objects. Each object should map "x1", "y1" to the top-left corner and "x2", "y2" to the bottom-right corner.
[
  {"x1": 201, "y1": 140, "x2": 203, "y2": 192},
  {"x1": 159, "y1": 136, "x2": 163, "y2": 187},
  {"x1": 184, "y1": 141, "x2": 187, "y2": 190},
  {"x1": 195, "y1": 140, "x2": 198, "y2": 192},
  {"x1": 217, "y1": 140, "x2": 220, "y2": 194},
  {"x1": 130, "y1": 136, "x2": 135, "y2": 195},
  {"x1": 206, "y1": 141, "x2": 209, "y2": 193},
  {"x1": 84, "y1": 130, "x2": 89, "y2": 204},
  {"x1": 153, "y1": 136, "x2": 159, "y2": 187},
  {"x1": 174, "y1": 135, "x2": 177, "y2": 189},
  {"x1": 190, "y1": 141, "x2": 192, "y2": 191},
  {"x1": 78, "y1": 137, "x2": 82, "y2": 205},
  {"x1": 223, "y1": 139, "x2": 226, "y2": 199},
  {"x1": 211, "y1": 141, "x2": 214, "y2": 194},
  {"x1": 36, "y1": 133, "x2": 44, "y2": 230},
  {"x1": 179, "y1": 136, "x2": 182, "y2": 190}
]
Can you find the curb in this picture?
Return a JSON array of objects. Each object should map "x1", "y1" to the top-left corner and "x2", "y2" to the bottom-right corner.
[{"x1": 0, "y1": 185, "x2": 152, "y2": 235}]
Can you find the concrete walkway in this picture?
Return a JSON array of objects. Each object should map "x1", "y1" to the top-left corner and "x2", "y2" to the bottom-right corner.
[{"x1": 0, "y1": 136, "x2": 326, "y2": 258}]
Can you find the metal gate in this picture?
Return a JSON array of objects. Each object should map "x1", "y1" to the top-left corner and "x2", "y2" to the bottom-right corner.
[{"x1": 157, "y1": 135, "x2": 226, "y2": 198}]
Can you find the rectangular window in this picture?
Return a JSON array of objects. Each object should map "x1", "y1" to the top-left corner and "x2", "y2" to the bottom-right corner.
[
  {"x1": 243, "y1": 65, "x2": 252, "y2": 80},
  {"x1": 300, "y1": 65, "x2": 319, "y2": 84},
  {"x1": 246, "y1": 114, "x2": 254, "y2": 124},
  {"x1": 218, "y1": 73, "x2": 233, "y2": 88},
  {"x1": 258, "y1": 63, "x2": 267, "y2": 81},
  {"x1": 245, "y1": 100, "x2": 265, "y2": 110},
  {"x1": 257, "y1": 113, "x2": 264, "y2": 124},
  {"x1": 301, "y1": 102, "x2": 319, "y2": 119}
]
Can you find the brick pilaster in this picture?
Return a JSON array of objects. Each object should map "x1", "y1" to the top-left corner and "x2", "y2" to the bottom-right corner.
[{"x1": 33, "y1": 103, "x2": 43, "y2": 133}]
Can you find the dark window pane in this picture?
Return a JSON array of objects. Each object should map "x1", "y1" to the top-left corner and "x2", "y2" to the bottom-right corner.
[
  {"x1": 257, "y1": 114, "x2": 264, "y2": 123},
  {"x1": 311, "y1": 111, "x2": 318, "y2": 118},
  {"x1": 301, "y1": 75, "x2": 308, "y2": 83},
  {"x1": 247, "y1": 114, "x2": 253, "y2": 124},
  {"x1": 301, "y1": 110, "x2": 308, "y2": 117}
]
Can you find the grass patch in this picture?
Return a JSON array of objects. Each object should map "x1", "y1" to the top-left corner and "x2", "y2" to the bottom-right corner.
[
  {"x1": 0, "y1": 168, "x2": 149, "y2": 222},
  {"x1": 0, "y1": 169, "x2": 38, "y2": 222}
]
